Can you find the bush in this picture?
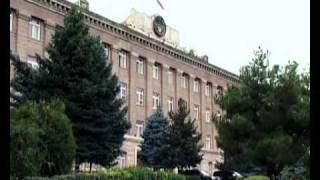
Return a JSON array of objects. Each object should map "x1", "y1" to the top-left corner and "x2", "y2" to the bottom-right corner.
[
  {"x1": 237, "y1": 175, "x2": 270, "y2": 180},
  {"x1": 24, "y1": 167, "x2": 186, "y2": 180},
  {"x1": 280, "y1": 164, "x2": 308, "y2": 180},
  {"x1": 10, "y1": 100, "x2": 76, "y2": 179}
]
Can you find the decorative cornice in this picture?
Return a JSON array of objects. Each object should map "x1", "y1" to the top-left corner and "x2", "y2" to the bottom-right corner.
[
  {"x1": 131, "y1": 51, "x2": 139, "y2": 57},
  {"x1": 177, "y1": 69, "x2": 183, "y2": 74},
  {"x1": 25, "y1": 0, "x2": 239, "y2": 83},
  {"x1": 190, "y1": 74, "x2": 195, "y2": 78},
  {"x1": 163, "y1": 64, "x2": 170, "y2": 69}
]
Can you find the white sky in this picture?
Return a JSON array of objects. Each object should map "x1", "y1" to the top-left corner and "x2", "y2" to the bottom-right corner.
[{"x1": 71, "y1": 0, "x2": 310, "y2": 75}]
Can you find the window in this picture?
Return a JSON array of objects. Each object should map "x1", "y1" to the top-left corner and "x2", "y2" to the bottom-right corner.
[
  {"x1": 206, "y1": 109, "x2": 211, "y2": 122},
  {"x1": 168, "y1": 70, "x2": 173, "y2": 85},
  {"x1": 136, "y1": 57, "x2": 144, "y2": 75},
  {"x1": 205, "y1": 136, "x2": 212, "y2": 149},
  {"x1": 27, "y1": 56, "x2": 39, "y2": 70},
  {"x1": 29, "y1": 18, "x2": 41, "y2": 40},
  {"x1": 152, "y1": 92, "x2": 160, "y2": 109},
  {"x1": 118, "y1": 155, "x2": 126, "y2": 168},
  {"x1": 217, "y1": 85, "x2": 224, "y2": 94},
  {"x1": 205, "y1": 84, "x2": 211, "y2": 96},
  {"x1": 181, "y1": 75, "x2": 187, "y2": 88},
  {"x1": 193, "y1": 80, "x2": 199, "y2": 92},
  {"x1": 136, "y1": 121, "x2": 144, "y2": 137},
  {"x1": 120, "y1": 82, "x2": 127, "y2": 100},
  {"x1": 10, "y1": 10, "x2": 13, "y2": 32},
  {"x1": 136, "y1": 88, "x2": 144, "y2": 105},
  {"x1": 119, "y1": 51, "x2": 127, "y2": 68},
  {"x1": 153, "y1": 64, "x2": 159, "y2": 80},
  {"x1": 168, "y1": 97, "x2": 174, "y2": 112},
  {"x1": 102, "y1": 42, "x2": 110, "y2": 60},
  {"x1": 193, "y1": 105, "x2": 199, "y2": 120}
]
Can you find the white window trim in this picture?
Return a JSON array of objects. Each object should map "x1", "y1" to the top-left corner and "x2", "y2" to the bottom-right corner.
[
  {"x1": 193, "y1": 80, "x2": 199, "y2": 92},
  {"x1": 205, "y1": 84, "x2": 210, "y2": 96},
  {"x1": 120, "y1": 83, "x2": 127, "y2": 100},
  {"x1": 206, "y1": 110, "x2": 211, "y2": 122},
  {"x1": 168, "y1": 98, "x2": 174, "y2": 112},
  {"x1": 205, "y1": 136, "x2": 212, "y2": 149},
  {"x1": 168, "y1": 70, "x2": 173, "y2": 85},
  {"x1": 181, "y1": 76, "x2": 187, "y2": 88},
  {"x1": 27, "y1": 56, "x2": 39, "y2": 70},
  {"x1": 194, "y1": 105, "x2": 199, "y2": 120},
  {"x1": 136, "y1": 89, "x2": 144, "y2": 105},
  {"x1": 136, "y1": 124, "x2": 143, "y2": 137},
  {"x1": 153, "y1": 65, "x2": 159, "y2": 80},
  {"x1": 119, "y1": 51, "x2": 127, "y2": 69},
  {"x1": 152, "y1": 93, "x2": 160, "y2": 109},
  {"x1": 29, "y1": 19, "x2": 41, "y2": 40},
  {"x1": 136, "y1": 58, "x2": 144, "y2": 75}
]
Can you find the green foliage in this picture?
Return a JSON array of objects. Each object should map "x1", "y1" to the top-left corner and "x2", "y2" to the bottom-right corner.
[
  {"x1": 236, "y1": 175, "x2": 270, "y2": 180},
  {"x1": 139, "y1": 107, "x2": 169, "y2": 168},
  {"x1": 158, "y1": 99, "x2": 203, "y2": 171},
  {"x1": 24, "y1": 167, "x2": 186, "y2": 180},
  {"x1": 213, "y1": 47, "x2": 309, "y2": 177},
  {"x1": 280, "y1": 163, "x2": 309, "y2": 180},
  {"x1": 10, "y1": 100, "x2": 76, "y2": 179},
  {"x1": 10, "y1": 5, "x2": 130, "y2": 168}
]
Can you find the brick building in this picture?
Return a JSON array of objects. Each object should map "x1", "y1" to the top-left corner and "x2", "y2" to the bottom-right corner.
[{"x1": 10, "y1": 0, "x2": 239, "y2": 173}]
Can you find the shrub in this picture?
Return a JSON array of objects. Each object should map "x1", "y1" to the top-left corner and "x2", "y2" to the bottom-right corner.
[
  {"x1": 24, "y1": 167, "x2": 186, "y2": 180},
  {"x1": 10, "y1": 100, "x2": 76, "y2": 179},
  {"x1": 237, "y1": 175, "x2": 270, "y2": 180}
]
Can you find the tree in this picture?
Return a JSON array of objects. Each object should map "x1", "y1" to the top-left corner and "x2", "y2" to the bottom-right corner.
[
  {"x1": 138, "y1": 106, "x2": 169, "y2": 169},
  {"x1": 10, "y1": 5, "x2": 130, "y2": 170},
  {"x1": 158, "y1": 99, "x2": 203, "y2": 171},
  {"x1": 213, "y1": 47, "x2": 310, "y2": 178},
  {"x1": 10, "y1": 99, "x2": 76, "y2": 178}
]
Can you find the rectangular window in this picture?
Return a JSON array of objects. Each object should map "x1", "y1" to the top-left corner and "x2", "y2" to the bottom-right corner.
[
  {"x1": 168, "y1": 97, "x2": 174, "y2": 112},
  {"x1": 205, "y1": 136, "x2": 212, "y2": 149},
  {"x1": 119, "y1": 51, "x2": 127, "y2": 69},
  {"x1": 152, "y1": 92, "x2": 160, "y2": 109},
  {"x1": 205, "y1": 84, "x2": 211, "y2": 96},
  {"x1": 193, "y1": 80, "x2": 199, "y2": 92},
  {"x1": 168, "y1": 70, "x2": 173, "y2": 85},
  {"x1": 153, "y1": 64, "x2": 159, "y2": 80},
  {"x1": 217, "y1": 85, "x2": 224, "y2": 94},
  {"x1": 206, "y1": 109, "x2": 211, "y2": 122},
  {"x1": 136, "y1": 58, "x2": 144, "y2": 75},
  {"x1": 120, "y1": 82, "x2": 127, "y2": 100},
  {"x1": 10, "y1": 10, "x2": 13, "y2": 32},
  {"x1": 136, "y1": 88, "x2": 144, "y2": 105},
  {"x1": 29, "y1": 18, "x2": 41, "y2": 40},
  {"x1": 193, "y1": 105, "x2": 199, "y2": 120},
  {"x1": 27, "y1": 56, "x2": 39, "y2": 70},
  {"x1": 102, "y1": 42, "x2": 110, "y2": 60},
  {"x1": 136, "y1": 122, "x2": 144, "y2": 137},
  {"x1": 181, "y1": 75, "x2": 187, "y2": 88}
]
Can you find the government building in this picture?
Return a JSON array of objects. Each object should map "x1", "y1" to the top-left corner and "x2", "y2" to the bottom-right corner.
[{"x1": 10, "y1": 0, "x2": 239, "y2": 173}]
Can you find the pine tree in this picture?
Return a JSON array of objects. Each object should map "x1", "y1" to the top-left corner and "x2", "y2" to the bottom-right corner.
[
  {"x1": 10, "y1": 6, "x2": 130, "y2": 169},
  {"x1": 138, "y1": 106, "x2": 169, "y2": 169},
  {"x1": 158, "y1": 99, "x2": 203, "y2": 171}
]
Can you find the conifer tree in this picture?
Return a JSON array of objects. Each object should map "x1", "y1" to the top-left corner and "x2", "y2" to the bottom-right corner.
[
  {"x1": 158, "y1": 99, "x2": 203, "y2": 171},
  {"x1": 138, "y1": 106, "x2": 169, "y2": 169},
  {"x1": 10, "y1": 6, "x2": 130, "y2": 169}
]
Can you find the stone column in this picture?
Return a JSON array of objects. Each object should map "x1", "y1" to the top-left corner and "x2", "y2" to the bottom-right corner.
[
  {"x1": 162, "y1": 64, "x2": 170, "y2": 114},
  {"x1": 146, "y1": 58, "x2": 155, "y2": 118},
  {"x1": 129, "y1": 51, "x2": 139, "y2": 135},
  {"x1": 176, "y1": 69, "x2": 183, "y2": 109},
  {"x1": 189, "y1": 74, "x2": 195, "y2": 118}
]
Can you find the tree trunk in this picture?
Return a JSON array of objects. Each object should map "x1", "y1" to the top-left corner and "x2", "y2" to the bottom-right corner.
[{"x1": 89, "y1": 162, "x2": 92, "y2": 173}]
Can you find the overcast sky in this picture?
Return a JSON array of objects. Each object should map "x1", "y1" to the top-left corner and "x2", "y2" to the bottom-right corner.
[{"x1": 71, "y1": 0, "x2": 310, "y2": 75}]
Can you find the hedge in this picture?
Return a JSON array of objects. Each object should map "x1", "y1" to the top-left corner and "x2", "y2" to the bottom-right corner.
[
  {"x1": 237, "y1": 175, "x2": 270, "y2": 180},
  {"x1": 24, "y1": 167, "x2": 186, "y2": 180}
]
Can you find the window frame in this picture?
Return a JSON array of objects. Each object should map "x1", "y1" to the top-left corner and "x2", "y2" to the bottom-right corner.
[
  {"x1": 206, "y1": 109, "x2": 211, "y2": 122},
  {"x1": 119, "y1": 51, "x2": 127, "y2": 69},
  {"x1": 205, "y1": 84, "x2": 211, "y2": 96},
  {"x1": 136, "y1": 57, "x2": 144, "y2": 75},
  {"x1": 120, "y1": 82, "x2": 127, "y2": 100},
  {"x1": 168, "y1": 70, "x2": 173, "y2": 85},
  {"x1": 205, "y1": 136, "x2": 212, "y2": 149},
  {"x1": 153, "y1": 64, "x2": 159, "y2": 80},
  {"x1": 181, "y1": 75, "x2": 187, "y2": 88},
  {"x1": 152, "y1": 92, "x2": 160, "y2": 109},
  {"x1": 29, "y1": 18, "x2": 41, "y2": 40},
  {"x1": 168, "y1": 97, "x2": 174, "y2": 112},
  {"x1": 27, "y1": 56, "x2": 39, "y2": 70},
  {"x1": 193, "y1": 105, "x2": 199, "y2": 120},
  {"x1": 193, "y1": 80, "x2": 199, "y2": 92},
  {"x1": 136, "y1": 123, "x2": 144, "y2": 137},
  {"x1": 136, "y1": 88, "x2": 144, "y2": 105}
]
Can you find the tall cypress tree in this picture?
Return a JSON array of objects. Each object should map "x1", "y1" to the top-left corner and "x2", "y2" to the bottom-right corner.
[
  {"x1": 138, "y1": 106, "x2": 169, "y2": 169},
  {"x1": 10, "y1": 6, "x2": 130, "y2": 169},
  {"x1": 158, "y1": 99, "x2": 203, "y2": 171}
]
